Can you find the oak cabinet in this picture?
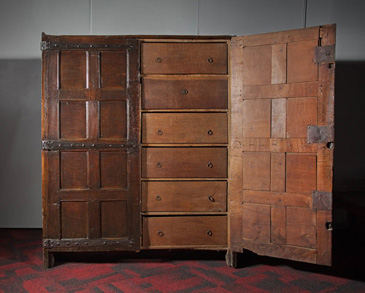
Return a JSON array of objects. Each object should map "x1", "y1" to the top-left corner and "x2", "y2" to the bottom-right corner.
[{"x1": 42, "y1": 25, "x2": 335, "y2": 268}]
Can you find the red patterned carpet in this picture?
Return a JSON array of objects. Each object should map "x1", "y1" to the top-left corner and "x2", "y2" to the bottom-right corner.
[{"x1": 0, "y1": 229, "x2": 364, "y2": 292}]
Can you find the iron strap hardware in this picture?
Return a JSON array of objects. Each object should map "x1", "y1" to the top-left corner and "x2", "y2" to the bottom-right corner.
[
  {"x1": 315, "y1": 45, "x2": 335, "y2": 63},
  {"x1": 307, "y1": 125, "x2": 334, "y2": 144},
  {"x1": 41, "y1": 140, "x2": 135, "y2": 151},
  {"x1": 43, "y1": 239, "x2": 135, "y2": 249},
  {"x1": 41, "y1": 41, "x2": 134, "y2": 50}
]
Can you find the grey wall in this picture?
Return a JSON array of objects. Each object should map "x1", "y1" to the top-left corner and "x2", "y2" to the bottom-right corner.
[{"x1": 0, "y1": 0, "x2": 364, "y2": 227}]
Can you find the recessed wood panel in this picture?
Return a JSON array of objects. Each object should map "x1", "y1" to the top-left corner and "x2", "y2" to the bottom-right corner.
[
  {"x1": 287, "y1": 40, "x2": 318, "y2": 83},
  {"x1": 142, "y1": 113, "x2": 228, "y2": 144},
  {"x1": 142, "y1": 181, "x2": 226, "y2": 212},
  {"x1": 100, "y1": 51, "x2": 127, "y2": 89},
  {"x1": 143, "y1": 216, "x2": 227, "y2": 247},
  {"x1": 99, "y1": 101, "x2": 127, "y2": 139},
  {"x1": 242, "y1": 204, "x2": 270, "y2": 243},
  {"x1": 60, "y1": 151, "x2": 88, "y2": 189},
  {"x1": 286, "y1": 154, "x2": 317, "y2": 193},
  {"x1": 242, "y1": 99, "x2": 271, "y2": 138},
  {"x1": 242, "y1": 46, "x2": 272, "y2": 86},
  {"x1": 61, "y1": 201, "x2": 88, "y2": 238},
  {"x1": 242, "y1": 152, "x2": 270, "y2": 191},
  {"x1": 101, "y1": 201, "x2": 127, "y2": 238},
  {"x1": 142, "y1": 43, "x2": 228, "y2": 74},
  {"x1": 271, "y1": 153, "x2": 286, "y2": 192},
  {"x1": 271, "y1": 206, "x2": 286, "y2": 244},
  {"x1": 271, "y1": 44, "x2": 287, "y2": 84},
  {"x1": 286, "y1": 207, "x2": 316, "y2": 248},
  {"x1": 60, "y1": 101, "x2": 86, "y2": 139},
  {"x1": 100, "y1": 151, "x2": 128, "y2": 189},
  {"x1": 271, "y1": 98, "x2": 286, "y2": 138},
  {"x1": 60, "y1": 51, "x2": 86, "y2": 89},
  {"x1": 287, "y1": 98, "x2": 317, "y2": 138},
  {"x1": 142, "y1": 148, "x2": 227, "y2": 178},
  {"x1": 142, "y1": 78, "x2": 228, "y2": 109}
]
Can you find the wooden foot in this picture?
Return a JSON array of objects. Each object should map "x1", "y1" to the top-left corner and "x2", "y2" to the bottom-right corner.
[
  {"x1": 43, "y1": 250, "x2": 55, "y2": 269},
  {"x1": 225, "y1": 250, "x2": 238, "y2": 268}
]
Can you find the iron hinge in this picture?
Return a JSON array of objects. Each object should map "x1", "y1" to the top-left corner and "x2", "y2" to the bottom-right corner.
[
  {"x1": 41, "y1": 140, "x2": 132, "y2": 151},
  {"x1": 307, "y1": 125, "x2": 334, "y2": 144},
  {"x1": 313, "y1": 191, "x2": 333, "y2": 210},
  {"x1": 315, "y1": 45, "x2": 335, "y2": 63},
  {"x1": 41, "y1": 41, "x2": 134, "y2": 51}
]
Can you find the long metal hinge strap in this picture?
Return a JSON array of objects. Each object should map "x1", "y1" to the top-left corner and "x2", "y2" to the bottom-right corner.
[
  {"x1": 41, "y1": 141, "x2": 136, "y2": 151},
  {"x1": 41, "y1": 41, "x2": 134, "y2": 50},
  {"x1": 307, "y1": 125, "x2": 334, "y2": 144}
]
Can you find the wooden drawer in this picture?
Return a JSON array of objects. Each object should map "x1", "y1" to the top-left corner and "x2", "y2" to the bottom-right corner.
[
  {"x1": 142, "y1": 147, "x2": 227, "y2": 178},
  {"x1": 142, "y1": 77, "x2": 228, "y2": 109},
  {"x1": 143, "y1": 216, "x2": 227, "y2": 247},
  {"x1": 141, "y1": 43, "x2": 228, "y2": 74},
  {"x1": 142, "y1": 113, "x2": 228, "y2": 144},
  {"x1": 142, "y1": 181, "x2": 227, "y2": 212}
]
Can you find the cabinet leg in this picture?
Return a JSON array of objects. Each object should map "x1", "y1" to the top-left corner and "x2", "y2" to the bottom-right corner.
[
  {"x1": 225, "y1": 250, "x2": 238, "y2": 268},
  {"x1": 43, "y1": 250, "x2": 55, "y2": 269}
]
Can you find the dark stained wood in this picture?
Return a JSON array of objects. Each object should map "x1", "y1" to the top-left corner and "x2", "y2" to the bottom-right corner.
[
  {"x1": 61, "y1": 201, "x2": 88, "y2": 238},
  {"x1": 142, "y1": 113, "x2": 228, "y2": 144},
  {"x1": 142, "y1": 147, "x2": 227, "y2": 178},
  {"x1": 42, "y1": 36, "x2": 141, "y2": 268},
  {"x1": 141, "y1": 43, "x2": 228, "y2": 74},
  {"x1": 60, "y1": 101, "x2": 87, "y2": 139},
  {"x1": 99, "y1": 101, "x2": 127, "y2": 139},
  {"x1": 60, "y1": 151, "x2": 88, "y2": 189},
  {"x1": 142, "y1": 216, "x2": 227, "y2": 247},
  {"x1": 100, "y1": 151, "x2": 128, "y2": 189},
  {"x1": 100, "y1": 51, "x2": 127, "y2": 89},
  {"x1": 142, "y1": 181, "x2": 226, "y2": 212},
  {"x1": 101, "y1": 201, "x2": 128, "y2": 238},
  {"x1": 60, "y1": 51, "x2": 86, "y2": 89},
  {"x1": 142, "y1": 77, "x2": 228, "y2": 110}
]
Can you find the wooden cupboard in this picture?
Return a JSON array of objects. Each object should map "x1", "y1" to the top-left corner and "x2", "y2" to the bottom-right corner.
[{"x1": 41, "y1": 24, "x2": 335, "y2": 268}]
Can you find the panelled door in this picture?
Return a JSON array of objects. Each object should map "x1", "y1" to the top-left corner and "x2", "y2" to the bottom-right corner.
[
  {"x1": 42, "y1": 36, "x2": 140, "y2": 251},
  {"x1": 229, "y1": 25, "x2": 335, "y2": 265}
]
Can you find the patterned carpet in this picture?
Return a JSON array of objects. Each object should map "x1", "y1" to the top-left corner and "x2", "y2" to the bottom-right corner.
[{"x1": 0, "y1": 229, "x2": 364, "y2": 292}]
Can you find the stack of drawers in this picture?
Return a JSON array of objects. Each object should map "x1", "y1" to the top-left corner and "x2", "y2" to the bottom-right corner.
[{"x1": 140, "y1": 41, "x2": 229, "y2": 248}]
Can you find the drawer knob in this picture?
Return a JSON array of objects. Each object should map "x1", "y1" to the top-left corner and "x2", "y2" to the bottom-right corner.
[
  {"x1": 181, "y1": 89, "x2": 189, "y2": 95},
  {"x1": 207, "y1": 161, "x2": 214, "y2": 168},
  {"x1": 157, "y1": 162, "x2": 162, "y2": 168},
  {"x1": 155, "y1": 195, "x2": 161, "y2": 201},
  {"x1": 157, "y1": 129, "x2": 163, "y2": 135},
  {"x1": 155, "y1": 57, "x2": 162, "y2": 63},
  {"x1": 207, "y1": 129, "x2": 213, "y2": 136},
  {"x1": 206, "y1": 230, "x2": 213, "y2": 236},
  {"x1": 207, "y1": 57, "x2": 214, "y2": 63},
  {"x1": 157, "y1": 230, "x2": 164, "y2": 237},
  {"x1": 208, "y1": 195, "x2": 215, "y2": 202}
]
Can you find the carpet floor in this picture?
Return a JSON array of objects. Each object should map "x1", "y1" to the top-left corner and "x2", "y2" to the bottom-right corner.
[{"x1": 0, "y1": 229, "x2": 364, "y2": 292}]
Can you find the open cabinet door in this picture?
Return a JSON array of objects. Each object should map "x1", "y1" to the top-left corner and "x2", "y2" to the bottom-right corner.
[{"x1": 229, "y1": 25, "x2": 335, "y2": 265}]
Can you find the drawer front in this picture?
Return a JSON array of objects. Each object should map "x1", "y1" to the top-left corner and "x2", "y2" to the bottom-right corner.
[
  {"x1": 142, "y1": 181, "x2": 227, "y2": 212},
  {"x1": 141, "y1": 43, "x2": 228, "y2": 74},
  {"x1": 142, "y1": 78, "x2": 228, "y2": 109},
  {"x1": 143, "y1": 216, "x2": 227, "y2": 247},
  {"x1": 142, "y1": 113, "x2": 228, "y2": 144},
  {"x1": 142, "y1": 148, "x2": 227, "y2": 178}
]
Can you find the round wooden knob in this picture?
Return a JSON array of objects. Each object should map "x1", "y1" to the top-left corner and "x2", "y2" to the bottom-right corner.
[
  {"x1": 206, "y1": 230, "x2": 213, "y2": 236},
  {"x1": 208, "y1": 195, "x2": 215, "y2": 202},
  {"x1": 155, "y1": 57, "x2": 162, "y2": 63},
  {"x1": 155, "y1": 195, "x2": 161, "y2": 201},
  {"x1": 157, "y1": 162, "x2": 162, "y2": 168},
  {"x1": 207, "y1": 130, "x2": 213, "y2": 136},
  {"x1": 181, "y1": 89, "x2": 188, "y2": 95},
  {"x1": 207, "y1": 57, "x2": 214, "y2": 63},
  {"x1": 157, "y1": 129, "x2": 163, "y2": 135},
  {"x1": 207, "y1": 162, "x2": 214, "y2": 168}
]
